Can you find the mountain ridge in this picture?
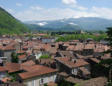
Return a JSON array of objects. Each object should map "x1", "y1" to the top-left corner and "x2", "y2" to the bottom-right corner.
[
  {"x1": 25, "y1": 17, "x2": 112, "y2": 31},
  {"x1": 0, "y1": 7, "x2": 29, "y2": 35}
]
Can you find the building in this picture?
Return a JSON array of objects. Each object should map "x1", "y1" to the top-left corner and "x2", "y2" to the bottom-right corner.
[
  {"x1": 18, "y1": 65, "x2": 58, "y2": 86},
  {"x1": 55, "y1": 57, "x2": 90, "y2": 79},
  {"x1": 41, "y1": 37, "x2": 55, "y2": 43},
  {"x1": 0, "y1": 66, "x2": 7, "y2": 80},
  {"x1": 0, "y1": 45, "x2": 16, "y2": 62}
]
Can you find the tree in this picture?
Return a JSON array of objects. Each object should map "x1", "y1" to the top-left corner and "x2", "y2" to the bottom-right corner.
[
  {"x1": 11, "y1": 52, "x2": 18, "y2": 63},
  {"x1": 106, "y1": 82, "x2": 112, "y2": 86},
  {"x1": 106, "y1": 27, "x2": 112, "y2": 53},
  {"x1": 101, "y1": 27, "x2": 112, "y2": 85},
  {"x1": 40, "y1": 54, "x2": 51, "y2": 59},
  {"x1": 58, "y1": 80, "x2": 72, "y2": 86}
]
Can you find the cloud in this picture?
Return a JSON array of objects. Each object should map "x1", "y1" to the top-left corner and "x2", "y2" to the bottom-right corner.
[
  {"x1": 62, "y1": 0, "x2": 77, "y2": 5},
  {"x1": 37, "y1": 22, "x2": 48, "y2": 26},
  {"x1": 76, "y1": 6, "x2": 88, "y2": 10},
  {"x1": 92, "y1": 7, "x2": 112, "y2": 19},
  {"x1": 16, "y1": 3, "x2": 22, "y2": 7},
  {"x1": 7, "y1": 5, "x2": 112, "y2": 21},
  {"x1": 12, "y1": 6, "x2": 98, "y2": 21},
  {"x1": 6, "y1": 8, "x2": 15, "y2": 13},
  {"x1": 30, "y1": 6, "x2": 43, "y2": 10},
  {"x1": 62, "y1": 0, "x2": 87, "y2": 11}
]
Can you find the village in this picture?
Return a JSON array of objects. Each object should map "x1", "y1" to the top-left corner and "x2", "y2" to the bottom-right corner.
[{"x1": 0, "y1": 33, "x2": 110, "y2": 86}]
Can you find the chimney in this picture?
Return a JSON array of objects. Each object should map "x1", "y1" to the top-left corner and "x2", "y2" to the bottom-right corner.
[{"x1": 74, "y1": 59, "x2": 76, "y2": 63}]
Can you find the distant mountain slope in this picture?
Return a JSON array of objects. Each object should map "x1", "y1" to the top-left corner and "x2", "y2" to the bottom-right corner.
[
  {"x1": 25, "y1": 23, "x2": 81, "y2": 31},
  {"x1": 0, "y1": 7, "x2": 29, "y2": 34},
  {"x1": 25, "y1": 17, "x2": 112, "y2": 31}
]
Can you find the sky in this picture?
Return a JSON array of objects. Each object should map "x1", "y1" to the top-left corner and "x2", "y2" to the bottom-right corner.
[{"x1": 0, "y1": 0, "x2": 112, "y2": 21}]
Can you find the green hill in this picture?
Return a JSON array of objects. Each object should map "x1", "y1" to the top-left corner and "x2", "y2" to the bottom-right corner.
[{"x1": 0, "y1": 7, "x2": 29, "y2": 35}]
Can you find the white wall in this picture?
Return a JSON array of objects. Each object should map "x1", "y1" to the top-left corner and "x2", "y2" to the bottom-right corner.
[
  {"x1": 35, "y1": 53, "x2": 42, "y2": 59},
  {"x1": 0, "y1": 72, "x2": 7, "y2": 80},
  {"x1": 24, "y1": 73, "x2": 57, "y2": 86},
  {"x1": 72, "y1": 68, "x2": 78, "y2": 75}
]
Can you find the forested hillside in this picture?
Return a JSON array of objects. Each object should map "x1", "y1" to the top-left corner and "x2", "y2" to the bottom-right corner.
[{"x1": 0, "y1": 7, "x2": 29, "y2": 35}]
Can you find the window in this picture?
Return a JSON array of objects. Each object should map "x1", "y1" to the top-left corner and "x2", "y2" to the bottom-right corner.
[
  {"x1": 40, "y1": 78, "x2": 44, "y2": 84},
  {"x1": 32, "y1": 80, "x2": 35, "y2": 86}
]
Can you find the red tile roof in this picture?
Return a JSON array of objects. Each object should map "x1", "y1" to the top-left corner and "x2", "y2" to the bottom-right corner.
[
  {"x1": 21, "y1": 60, "x2": 35, "y2": 66},
  {"x1": 56, "y1": 57, "x2": 89, "y2": 68},
  {"x1": 18, "y1": 55, "x2": 26, "y2": 59},
  {"x1": 19, "y1": 65, "x2": 57, "y2": 80},
  {"x1": 0, "y1": 66, "x2": 7, "y2": 72},
  {"x1": 4, "y1": 63, "x2": 21, "y2": 73},
  {"x1": 16, "y1": 50, "x2": 25, "y2": 54},
  {"x1": 79, "y1": 67, "x2": 90, "y2": 75},
  {"x1": 47, "y1": 82, "x2": 57, "y2": 86},
  {"x1": 1, "y1": 77, "x2": 11, "y2": 83},
  {"x1": 0, "y1": 45, "x2": 15, "y2": 51},
  {"x1": 90, "y1": 58, "x2": 100, "y2": 63},
  {"x1": 37, "y1": 33, "x2": 47, "y2": 36}
]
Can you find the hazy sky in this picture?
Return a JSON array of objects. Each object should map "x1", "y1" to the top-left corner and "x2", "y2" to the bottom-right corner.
[{"x1": 0, "y1": 0, "x2": 112, "y2": 21}]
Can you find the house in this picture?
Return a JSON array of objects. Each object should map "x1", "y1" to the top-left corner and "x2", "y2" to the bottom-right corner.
[
  {"x1": 41, "y1": 37, "x2": 55, "y2": 43},
  {"x1": 100, "y1": 40, "x2": 109, "y2": 45},
  {"x1": 32, "y1": 46, "x2": 42, "y2": 59},
  {"x1": 101, "y1": 54, "x2": 111, "y2": 60},
  {"x1": 88, "y1": 58, "x2": 100, "y2": 64},
  {"x1": 56, "y1": 51, "x2": 75, "y2": 58},
  {"x1": 0, "y1": 45, "x2": 16, "y2": 62},
  {"x1": 22, "y1": 46, "x2": 32, "y2": 51},
  {"x1": 16, "y1": 50, "x2": 26, "y2": 55},
  {"x1": 55, "y1": 57, "x2": 90, "y2": 79},
  {"x1": 0, "y1": 81, "x2": 25, "y2": 86},
  {"x1": 1, "y1": 77, "x2": 11, "y2": 83},
  {"x1": 18, "y1": 65, "x2": 58, "y2": 86},
  {"x1": 46, "y1": 47, "x2": 57, "y2": 58},
  {"x1": 47, "y1": 82, "x2": 57, "y2": 86},
  {"x1": 21, "y1": 60, "x2": 35, "y2": 67},
  {"x1": 18, "y1": 53, "x2": 36, "y2": 64},
  {"x1": 81, "y1": 43, "x2": 94, "y2": 56},
  {"x1": 37, "y1": 33, "x2": 47, "y2": 37},
  {"x1": 34, "y1": 51, "x2": 42, "y2": 59},
  {"x1": 0, "y1": 66, "x2": 7, "y2": 80},
  {"x1": 65, "y1": 76, "x2": 83, "y2": 85},
  {"x1": 36, "y1": 58, "x2": 56, "y2": 68},
  {"x1": 57, "y1": 72, "x2": 69, "y2": 81},
  {"x1": 79, "y1": 77, "x2": 107, "y2": 86},
  {"x1": 58, "y1": 43, "x2": 68, "y2": 51},
  {"x1": 18, "y1": 54, "x2": 27, "y2": 63},
  {"x1": 4, "y1": 62, "x2": 22, "y2": 73}
]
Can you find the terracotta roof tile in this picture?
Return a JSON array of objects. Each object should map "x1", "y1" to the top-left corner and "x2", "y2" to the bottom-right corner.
[
  {"x1": 18, "y1": 55, "x2": 26, "y2": 59},
  {"x1": 0, "y1": 66, "x2": 7, "y2": 72},
  {"x1": 0, "y1": 45, "x2": 15, "y2": 51},
  {"x1": 47, "y1": 82, "x2": 57, "y2": 86},
  {"x1": 16, "y1": 50, "x2": 25, "y2": 54},
  {"x1": 65, "y1": 76, "x2": 83, "y2": 83},
  {"x1": 4, "y1": 63, "x2": 21, "y2": 73},
  {"x1": 89, "y1": 58, "x2": 100, "y2": 63},
  {"x1": 1, "y1": 77, "x2": 11, "y2": 83},
  {"x1": 19, "y1": 65, "x2": 57, "y2": 80},
  {"x1": 21, "y1": 60, "x2": 35, "y2": 66},
  {"x1": 56, "y1": 57, "x2": 89, "y2": 68},
  {"x1": 79, "y1": 67, "x2": 90, "y2": 75}
]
